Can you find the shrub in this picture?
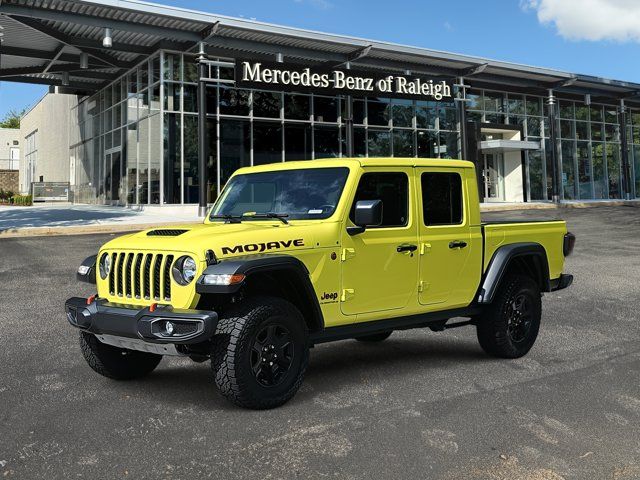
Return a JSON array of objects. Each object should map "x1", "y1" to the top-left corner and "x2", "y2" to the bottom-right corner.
[{"x1": 10, "y1": 194, "x2": 32, "y2": 206}]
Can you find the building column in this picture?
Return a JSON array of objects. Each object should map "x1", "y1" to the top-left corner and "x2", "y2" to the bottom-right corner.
[
  {"x1": 197, "y1": 43, "x2": 209, "y2": 217},
  {"x1": 344, "y1": 61, "x2": 354, "y2": 157},
  {"x1": 546, "y1": 89, "x2": 560, "y2": 203},
  {"x1": 457, "y1": 77, "x2": 468, "y2": 161},
  {"x1": 345, "y1": 96, "x2": 354, "y2": 157},
  {"x1": 619, "y1": 99, "x2": 632, "y2": 200}
]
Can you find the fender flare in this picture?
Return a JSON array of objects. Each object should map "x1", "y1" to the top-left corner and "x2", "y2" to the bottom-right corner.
[
  {"x1": 77, "y1": 254, "x2": 97, "y2": 284},
  {"x1": 477, "y1": 243, "x2": 550, "y2": 304},
  {"x1": 196, "y1": 254, "x2": 324, "y2": 331}
]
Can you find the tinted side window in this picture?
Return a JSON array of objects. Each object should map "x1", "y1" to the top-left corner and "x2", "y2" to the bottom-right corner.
[
  {"x1": 350, "y1": 172, "x2": 408, "y2": 227},
  {"x1": 421, "y1": 172, "x2": 463, "y2": 225}
]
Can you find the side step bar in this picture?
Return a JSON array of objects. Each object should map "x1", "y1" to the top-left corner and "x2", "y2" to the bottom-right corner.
[{"x1": 309, "y1": 307, "x2": 481, "y2": 345}]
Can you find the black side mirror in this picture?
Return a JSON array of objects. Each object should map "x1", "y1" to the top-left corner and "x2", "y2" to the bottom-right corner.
[{"x1": 347, "y1": 199, "x2": 383, "y2": 236}]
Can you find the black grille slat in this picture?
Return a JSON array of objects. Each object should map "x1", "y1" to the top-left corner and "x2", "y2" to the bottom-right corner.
[
  {"x1": 147, "y1": 229, "x2": 189, "y2": 237},
  {"x1": 125, "y1": 253, "x2": 134, "y2": 297},
  {"x1": 153, "y1": 254, "x2": 163, "y2": 300},
  {"x1": 163, "y1": 255, "x2": 174, "y2": 301},
  {"x1": 117, "y1": 253, "x2": 126, "y2": 296},
  {"x1": 143, "y1": 254, "x2": 152, "y2": 299},
  {"x1": 108, "y1": 252, "x2": 116, "y2": 294},
  {"x1": 133, "y1": 254, "x2": 143, "y2": 298}
]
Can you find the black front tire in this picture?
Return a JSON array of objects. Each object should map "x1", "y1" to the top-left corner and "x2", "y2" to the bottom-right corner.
[
  {"x1": 79, "y1": 332, "x2": 162, "y2": 380},
  {"x1": 211, "y1": 296, "x2": 309, "y2": 410},
  {"x1": 356, "y1": 331, "x2": 392, "y2": 342},
  {"x1": 476, "y1": 274, "x2": 541, "y2": 359}
]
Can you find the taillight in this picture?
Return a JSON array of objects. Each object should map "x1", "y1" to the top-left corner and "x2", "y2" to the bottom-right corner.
[{"x1": 563, "y1": 232, "x2": 575, "y2": 257}]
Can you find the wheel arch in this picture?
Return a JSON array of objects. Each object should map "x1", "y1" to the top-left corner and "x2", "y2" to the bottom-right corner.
[
  {"x1": 477, "y1": 242, "x2": 550, "y2": 304},
  {"x1": 196, "y1": 255, "x2": 324, "y2": 333}
]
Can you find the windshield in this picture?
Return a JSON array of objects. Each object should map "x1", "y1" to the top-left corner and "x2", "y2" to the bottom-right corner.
[{"x1": 210, "y1": 167, "x2": 350, "y2": 221}]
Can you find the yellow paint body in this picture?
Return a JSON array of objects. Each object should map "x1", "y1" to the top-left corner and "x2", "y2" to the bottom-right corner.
[{"x1": 96, "y1": 158, "x2": 568, "y2": 328}]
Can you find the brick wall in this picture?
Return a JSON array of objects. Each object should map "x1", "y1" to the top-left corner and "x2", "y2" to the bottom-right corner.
[{"x1": 0, "y1": 170, "x2": 19, "y2": 193}]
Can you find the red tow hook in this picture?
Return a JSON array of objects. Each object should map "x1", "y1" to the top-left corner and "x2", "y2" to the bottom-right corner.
[
  {"x1": 149, "y1": 302, "x2": 158, "y2": 313},
  {"x1": 86, "y1": 294, "x2": 96, "y2": 305}
]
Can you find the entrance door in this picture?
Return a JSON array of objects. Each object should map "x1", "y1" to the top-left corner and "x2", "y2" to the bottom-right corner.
[
  {"x1": 340, "y1": 167, "x2": 419, "y2": 317},
  {"x1": 483, "y1": 153, "x2": 505, "y2": 201},
  {"x1": 105, "y1": 149, "x2": 123, "y2": 204}
]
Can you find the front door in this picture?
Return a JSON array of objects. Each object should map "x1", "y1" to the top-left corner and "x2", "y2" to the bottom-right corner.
[
  {"x1": 417, "y1": 167, "x2": 480, "y2": 308},
  {"x1": 340, "y1": 167, "x2": 419, "y2": 317},
  {"x1": 105, "y1": 149, "x2": 123, "y2": 204},
  {"x1": 483, "y1": 153, "x2": 505, "y2": 202}
]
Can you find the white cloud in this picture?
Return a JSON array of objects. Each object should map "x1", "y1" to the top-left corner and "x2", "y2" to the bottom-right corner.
[
  {"x1": 443, "y1": 21, "x2": 453, "y2": 32},
  {"x1": 521, "y1": 0, "x2": 640, "y2": 42}
]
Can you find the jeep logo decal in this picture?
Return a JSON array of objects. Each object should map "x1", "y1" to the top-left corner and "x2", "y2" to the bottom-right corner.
[
  {"x1": 320, "y1": 291, "x2": 338, "y2": 303},
  {"x1": 221, "y1": 239, "x2": 305, "y2": 255}
]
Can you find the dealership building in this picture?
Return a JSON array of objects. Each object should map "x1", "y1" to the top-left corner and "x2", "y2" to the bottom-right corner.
[{"x1": 2, "y1": 0, "x2": 640, "y2": 213}]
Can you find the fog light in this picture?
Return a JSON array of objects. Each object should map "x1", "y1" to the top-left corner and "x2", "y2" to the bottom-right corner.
[{"x1": 165, "y1": 321, "x2": 175, "y2": 335}]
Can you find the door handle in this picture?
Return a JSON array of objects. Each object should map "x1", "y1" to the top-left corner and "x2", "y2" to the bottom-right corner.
[
  {"x1": 397, "y1": 244, "x2": 418, "y2": 253},
  {"x1": 449, "y1": 240, "x2": 468, "y2": 249}
]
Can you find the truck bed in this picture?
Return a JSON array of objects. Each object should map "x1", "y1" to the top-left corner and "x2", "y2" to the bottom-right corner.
[{"x1": 481, "y1": 219, "x2": 567, "y2": 280}]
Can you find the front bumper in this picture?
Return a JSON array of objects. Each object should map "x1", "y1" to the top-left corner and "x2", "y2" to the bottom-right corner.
[{"x1": 64, "y1": 297, "x2": 218, "y2": 344}]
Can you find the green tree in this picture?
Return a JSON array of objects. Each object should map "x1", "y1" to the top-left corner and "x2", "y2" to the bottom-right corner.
[{"x1": 0, "y1": 108, "x2": 27, "y2": 129}]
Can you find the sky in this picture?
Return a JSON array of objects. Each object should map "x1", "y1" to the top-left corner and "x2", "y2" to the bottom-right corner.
[{"x1": 2, "y1": 0, "x2": 640, "y2": 119}]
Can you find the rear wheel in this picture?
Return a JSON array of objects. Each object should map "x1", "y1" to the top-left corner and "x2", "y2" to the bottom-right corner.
[
  {"x1": 211, "y1": 296, "x2": 309, "y2": 409},
  {"x1": 356, "y1": 331, "x2": 392, "y2": 342},
  {"x1": 79, "y1": 332, "x2": 162, "y2": 380},
  {"x1": 476, "y1": 274, "x2": 541, "y2": 358}
]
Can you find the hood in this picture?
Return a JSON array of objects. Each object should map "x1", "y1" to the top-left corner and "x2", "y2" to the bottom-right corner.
[{"x1": 99, "y1": 221, "x2": 320, "y2": 260}]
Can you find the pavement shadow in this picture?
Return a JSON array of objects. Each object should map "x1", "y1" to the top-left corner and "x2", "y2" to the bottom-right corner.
[
  {"x1": 110, "y1": 335, "x2": 489, "y2": 411},
  {"x1": 0, "y1": 205, "x2": 140, "y2": 231}
]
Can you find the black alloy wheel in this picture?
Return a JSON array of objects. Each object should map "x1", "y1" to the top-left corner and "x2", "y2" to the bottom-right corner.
[
  {"x1": 251, "y1": 324, "x2": 295, "y2": 387},
  {"x1": 506, "y1": 294, "x2": 533, "y2": 343}
]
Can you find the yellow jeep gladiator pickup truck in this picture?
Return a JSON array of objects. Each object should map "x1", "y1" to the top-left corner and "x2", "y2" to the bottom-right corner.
[{"x1": 66, "y1": 158, "x2": 574, "y2": 409}]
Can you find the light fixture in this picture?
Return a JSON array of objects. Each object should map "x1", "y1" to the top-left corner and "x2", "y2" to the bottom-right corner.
[
  {"x1": 165, "y1": 321, "x2": 175, "y2": 335},
  {"x1": 276, "y1": 52, "x2": 284, "y2": 63},
  {"x1": 102, "y1": 27, "x2": 112, "y2": 48},
  {"x1": 61, "y1": 72, "x2": 69, "y2": 86},
  {"x1": 79, "y1": 52, "x2": 89, "y2": 69}
]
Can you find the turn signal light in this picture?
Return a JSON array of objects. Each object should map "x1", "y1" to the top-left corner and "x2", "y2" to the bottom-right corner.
[{"x1": 201, "y1": 273, "x2": 246, "y2": 286}]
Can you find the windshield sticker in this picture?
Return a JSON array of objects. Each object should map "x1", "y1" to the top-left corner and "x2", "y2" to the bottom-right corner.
[{"x1": 308, "y1": 209, "x2": 323, "y2": 214}]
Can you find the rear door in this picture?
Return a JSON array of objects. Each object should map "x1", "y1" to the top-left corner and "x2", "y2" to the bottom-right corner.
[
  {"x1": 416, "y1": 167, "x2": 480, "y2": 308},
  {"x1": 340, "y1": 167, "x2": 419, "y2": 316}
]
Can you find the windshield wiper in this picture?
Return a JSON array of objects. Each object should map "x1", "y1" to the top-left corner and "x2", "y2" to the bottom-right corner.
[
  {"x1": 210, "y1": 214, "x2": 242, "y2": 223},
  {"x1": 242, "y1": 212, "x2": 289, "y2": 224},
  {"x1": 210, "y1": 212, "x2": 289, "y2": 224}
]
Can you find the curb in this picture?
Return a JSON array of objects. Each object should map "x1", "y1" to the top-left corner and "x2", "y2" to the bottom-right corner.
[
  {"x1": 0, "y1": 221, "x2": 198, "y2": 239},
  {"x1": 480, "y1": 200, "x2": 640, "y2": 212}
]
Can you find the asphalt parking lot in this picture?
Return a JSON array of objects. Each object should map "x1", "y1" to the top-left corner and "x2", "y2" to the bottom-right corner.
[{"x1": 1, "y1": 206, "x2": 639, "y2": 479}]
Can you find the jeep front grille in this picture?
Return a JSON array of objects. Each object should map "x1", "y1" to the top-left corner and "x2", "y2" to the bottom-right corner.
[{"x1": 108, "y1": 252, "x2": 175, "y2": 301}]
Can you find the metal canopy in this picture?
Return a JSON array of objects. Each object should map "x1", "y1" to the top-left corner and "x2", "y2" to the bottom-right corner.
[
  {"x1": 1, "y1": 0, "x2": 640, "y2": 102},
  {"x1": 478, "y1": 139, "x2": 541, "y2": 153}
]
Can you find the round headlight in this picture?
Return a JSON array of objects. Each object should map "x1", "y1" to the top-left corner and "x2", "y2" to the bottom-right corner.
[
  {"x1": 99, "y1": 253, "x2": 111, "y2": 279},
  {"x1": 172, "y1": 256, "x2": 197, "y2": 285}
]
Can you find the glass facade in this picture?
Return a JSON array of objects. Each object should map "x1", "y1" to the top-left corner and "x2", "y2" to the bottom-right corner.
[{"x1": 70, "y1": 51, "x2": 640, "y2": 205}]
